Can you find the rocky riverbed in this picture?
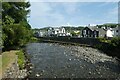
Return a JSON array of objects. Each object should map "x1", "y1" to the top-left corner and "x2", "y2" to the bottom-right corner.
[{"x1": 26, "y1": 43, "x2": 120, "y2": 78}]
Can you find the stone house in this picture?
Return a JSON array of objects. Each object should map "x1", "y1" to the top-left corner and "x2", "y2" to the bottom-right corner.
[
  {"x1": 81, "y1": 27, "x2": 106, "y2": 38},
  {"x1": 82, "y1": 27, "x2": 99, "y2": 38}
]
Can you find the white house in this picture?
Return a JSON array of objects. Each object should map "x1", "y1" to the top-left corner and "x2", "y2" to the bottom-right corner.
[
  {"x1": 106, "y1": 25, "x2": 119, "y2": 38},
  {"x1": 106, "y1": 28, "x2": 113, "y2": 38},
  {"x1": 54, "y1": 27, "x2": 66, "y2": 36},
  {"x1": 47, "y1": 27, "x2": 66, "y2": 37}
]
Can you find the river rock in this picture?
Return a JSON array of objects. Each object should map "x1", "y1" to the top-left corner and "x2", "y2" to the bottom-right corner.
[{"x1": 36, "y1": 73, "x2": 40, "y2": 77}]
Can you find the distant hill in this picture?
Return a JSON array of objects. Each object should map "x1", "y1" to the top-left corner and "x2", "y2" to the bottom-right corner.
[
  {"x1": 63, "y1": 26, "x2": 84, "y2": 32},
  {"x1": 32, "y1": 26, "x2": 84, "y2": 32},
  {"x1": 96, "y1": 23, "x2": 118, "y2": 28}
]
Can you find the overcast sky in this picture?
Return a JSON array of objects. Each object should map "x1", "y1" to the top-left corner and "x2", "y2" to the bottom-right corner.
[{"x1": 28, "y1": 1, "x2": 118, "y2": 28}]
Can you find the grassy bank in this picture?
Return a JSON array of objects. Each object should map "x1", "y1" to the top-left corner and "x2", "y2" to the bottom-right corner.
[
  {"x1": 16, "y1": 50, "x2": 25, "y2": 70},
  {"x1": 94, "y1": 37, "x2": 120, "y2": 59},
  {"x1": 1, "y1": 50, "x2": 18, "y2": 77},
  {"x1": 1, "y1": 50, "x2": 26, "y2": 78}
]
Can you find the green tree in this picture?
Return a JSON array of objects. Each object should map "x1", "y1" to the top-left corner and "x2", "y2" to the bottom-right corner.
[
  {"x1": 2, "y1": 1, "x2": 32, "y2": 50},
  {"x1": 2, "y1": 2, "x2": 30, "y2": 23}
]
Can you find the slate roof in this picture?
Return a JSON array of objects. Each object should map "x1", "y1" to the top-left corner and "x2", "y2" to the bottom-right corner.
[{"x1": 89, "y1": 27, "x2": 106, "y2": 38}]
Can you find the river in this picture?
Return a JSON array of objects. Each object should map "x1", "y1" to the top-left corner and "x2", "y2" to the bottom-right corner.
[{"x1": 26, "y1": 43, "x2": 120, "y2": 78}]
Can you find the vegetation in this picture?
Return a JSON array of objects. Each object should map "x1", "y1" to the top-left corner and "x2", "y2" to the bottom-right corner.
[
  {"x1": 2, "y1": 51, "x2": 17, "y2": 74},
  {"x1": 1, "y1": 1, "x2": 32, "y2": 72},
  {"x1": 33, "y1": 26, "x2": 84, "y2": 32},
  {"x1": 63, "y1": 26, "x2": 84, "y2": 32},
  {"x1": 95, "y1": 37, "x2": 120, "y2": 58},
  {"x1": 96, "y1": 23, "x2": 118, "y2": 28},
  {"x1": 2, "y1": 1, "x2": 32, "y2": 50},
  {"x1": 1, "y1": 50, "x2": 25, "y2": 77},
  {"x1": 71, "y1": 31, "x2": 80, "y2": 37},
  {"x1": 16, "y1": 50, "x2": 25, "y2": 70}
]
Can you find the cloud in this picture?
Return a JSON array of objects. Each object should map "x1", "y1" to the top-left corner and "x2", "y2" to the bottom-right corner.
[
  {"x1": 29, "y1": 2, "x2": 67, "y2": 27},
  {"x1": 105, "y1": 6, "x2": 118, "y2": 21},
  {"x1": 30, "y1": 2, "x2": 52, "y2": 16},
  {"x1": 60, "y1": 3, "x2": 79, "y2": 15},
  {"x1": 29, "y1": 2, "x2": 118, "y2": 28}
]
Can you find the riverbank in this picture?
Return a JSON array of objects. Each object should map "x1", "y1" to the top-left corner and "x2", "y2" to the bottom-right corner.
[
  {"x1": 38, "y1": 37, "x2": 120, "y2": 59},
  {"x1": 1, "y1": 50, "x2": 32, "y2": 79}
]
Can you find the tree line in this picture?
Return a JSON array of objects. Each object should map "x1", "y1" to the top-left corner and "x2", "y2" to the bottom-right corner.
[{"x1": 2, "y1": 1, "x2": 33, "y2": 50}]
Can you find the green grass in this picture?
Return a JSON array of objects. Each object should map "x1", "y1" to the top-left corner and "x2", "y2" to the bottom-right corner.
[
  {"x1": 1, "y1": 50, "x2": 26, "y2": 78},
  {"x1": 1, "y1": 50, "x2": 18, "y2": 77},
  {"x1": 16, "y1": 50, "x2": 25, "y2": 70}
]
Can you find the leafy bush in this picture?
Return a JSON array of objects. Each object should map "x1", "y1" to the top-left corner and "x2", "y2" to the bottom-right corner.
[
  {"x1": 16, "y1": 50, "x2": 25, "y2": 69},
  {"x1": 95, "y1": 37, "x2": 120, "y2": 58},
  {"x1": 110, "y1": 37, "x2": 120, "y2": 47},
  {"x1": 3, "y1": 24, "x2": 32, "y2": 49},
  {"x1": 97, "y1": 37, "x2": 111, "y2": 43}
]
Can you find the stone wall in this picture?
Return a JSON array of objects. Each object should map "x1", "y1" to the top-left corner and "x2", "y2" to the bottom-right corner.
[{"x1": 40, "y1": 37, "x2": 101, "y2": 46}]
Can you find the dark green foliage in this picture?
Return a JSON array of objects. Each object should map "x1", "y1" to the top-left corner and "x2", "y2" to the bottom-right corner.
[
  {"x1": 2, "y1": 1, "x2": 33, "y2": 50},
  {"x1": 2, "y1": 2, "x2": 30, "y2": 23},
  {"x1": 95, "y1": 37, "x2": 120, "y2": 58},
  {"x1": 111, "y1": 37, "x2": 120, "y2": 47},
  {"x1": 3, "y1": 24, "x2": 32, "y2": 48},
  {"x1": 96, "y1": 23, "x2": 118, "y2": 28},
  {"x1": 63, "y1": 26, "x2": 84, "y2": 32}
]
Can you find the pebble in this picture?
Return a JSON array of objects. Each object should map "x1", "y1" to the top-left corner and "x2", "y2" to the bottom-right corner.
[
  {"x1": 73, "y1": 59, "x2": 76, "y2": 60},
  {"x1": 97, "y1": 72, "x2": 101, "y2": 75},
  {"x1": 80, "y1": 66, "x2": 83, "y2": 69},
  {"x1": 67, "y1": 65, "x2": 71, "y2": 68},
  {"x1": 54, "y1": 76, "x2": 57, "y2": 78},
  {"x1": 68, "y1": 59, "x2": 72, "y2": 61},
  {"x1": 36, "y1": 73, "x2": 40, "y2": 77},
  {"x1": 41, "y1": 70, "x2": 45, "y2": 73},
  {"x1": 88, "y1": 71, "x2": 92, "y2": 75},
  {"x1": 30, "y1": 66, "x2": 33, "y2": 69},
  {"x1": 71, "y1": 74, "x2": 75, "y2": 76}
]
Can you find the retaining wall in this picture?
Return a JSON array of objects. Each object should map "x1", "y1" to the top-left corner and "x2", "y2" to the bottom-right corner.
[{"x1": 39, "y1": 37, "x2": 102, "y2": 46}]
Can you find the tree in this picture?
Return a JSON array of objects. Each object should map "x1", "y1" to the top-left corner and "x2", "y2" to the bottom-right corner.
[
  {"x1": 2, "y1": 1, "x2": 32, "y2": 50},
  {"x1": 2, "y1": 2, "x2": 30, "y2": 23}
]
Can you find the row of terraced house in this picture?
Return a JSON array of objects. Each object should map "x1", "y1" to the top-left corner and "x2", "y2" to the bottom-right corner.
[
  {"x1": 82, "y1": 25, "x2": 120, "y2": 38},
  {"x1": 34, "y1": 25, "x2": 120, "y2": 38},
  {"x1": 34, "y1": 27, "x2": 71, "y2": 37}
]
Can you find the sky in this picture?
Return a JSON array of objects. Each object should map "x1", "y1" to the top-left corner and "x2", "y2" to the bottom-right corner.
[{"x1": 28, "y1": 1, "x2": 118, "y2": 28}]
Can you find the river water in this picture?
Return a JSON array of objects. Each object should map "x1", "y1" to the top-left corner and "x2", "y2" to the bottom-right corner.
[{"x1": 26, "y1": 43, "x2": 120, "y2": 78}]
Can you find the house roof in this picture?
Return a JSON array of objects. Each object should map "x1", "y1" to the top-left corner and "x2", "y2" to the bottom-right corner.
[
  {"x1": 90, "y1": 27, "x2": 106, "y2": 36},
  {"x1": 54, "y1": 27, "x2": 65, "y2": 31}
]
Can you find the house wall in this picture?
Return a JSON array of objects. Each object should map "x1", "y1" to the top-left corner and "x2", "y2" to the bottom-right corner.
[
  {"x1": 82, "y1": 27, "x2": 98, "y2": 38},
  {"x1": 113, "y1": 27, "x2": 119, "y2": 37},
  {"x1": 119, "y1": 27, "x2": 120, "y2": 36},
  {"x1": 106, "y1": 30, "x2": 113, "y2": 37}
]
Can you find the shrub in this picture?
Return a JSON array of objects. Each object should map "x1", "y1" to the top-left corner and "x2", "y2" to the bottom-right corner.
[
  {"x1": 16, "y1": 50, "x2": 25, "y2": 69},
  {"x1": 110, "y1": 37, "x2": 120, "y2": 47}
]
